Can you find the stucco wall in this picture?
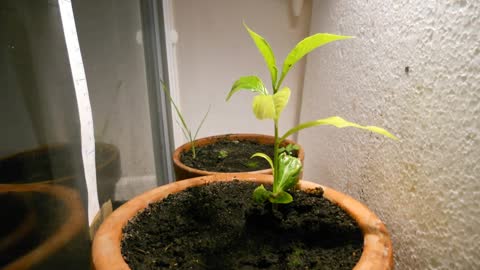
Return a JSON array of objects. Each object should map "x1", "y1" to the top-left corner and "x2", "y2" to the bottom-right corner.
[
  {"x1": 173, "y1": 0, "x2": 312, "y2": 145},
  {"x1": 298, "y1": 1, "x2": 479, "y2": 269}
]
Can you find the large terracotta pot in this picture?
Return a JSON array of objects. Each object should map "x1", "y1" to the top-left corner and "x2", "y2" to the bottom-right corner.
[
  {"x1": 0, "y1": 193, "x2": 36, "y2": 260},
  {"x1": 0, "y1": 142, "x2": 121, "y2": 204},
  {"x1": 0, "y1": 183, "x2": 87, "y2": 270},
  {"x1": 92, "y1": 174, "x2": 393, "y2": 270},
  {"x1": 173, "y1": 134, "x2": 305, "y2": 180}
]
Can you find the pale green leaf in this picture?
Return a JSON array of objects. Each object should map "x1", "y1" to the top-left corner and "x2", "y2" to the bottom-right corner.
[
  {"x1": 279, "y1": 34, "x2": 352, "y2": 87},
  {"x1": 253, "y1": 184, "x2": 272, "y2": 203},
  {"x1": 251, "y1": 153, "x2": 274, "y2": 170},
  {"x1": 244, "y1": 23, "x2": 278, "y2": 88},
  {"x1": 252, "y1": 95, "x2": 275, "y2": 120},
  {"x1": 273, "y1": 87, "x2": 290, "y2": 119},
  {"x1": 251, "y1": 87, "x2": 290, "y2": 120},
  {"x1": 226, "y1": 76, "x2": 268, "y2": 101},
  {"x1": 280, "y1": 116, "x2": 398, "y2": 142},
  {"x1": 269, "y1": 191, "x2": 293, "y2": 204},
  {"x1": 273, "y1": 153, "x2": 302, "y2": 193}
]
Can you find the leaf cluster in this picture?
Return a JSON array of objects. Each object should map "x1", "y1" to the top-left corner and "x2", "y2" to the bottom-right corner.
[{"x1": 227, "y1": 24, "x2": 397, "y2": 204}]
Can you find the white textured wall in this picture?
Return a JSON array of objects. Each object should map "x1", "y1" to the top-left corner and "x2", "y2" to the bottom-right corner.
[
  {"x1": 173, "y1": 0, "x2": 312, "y2": 145},
  {"x1": 298, "y1": 1, "x2": 479, "y2": 269}
]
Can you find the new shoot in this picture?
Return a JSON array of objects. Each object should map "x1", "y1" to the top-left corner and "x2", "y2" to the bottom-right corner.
[{"x1": 161, "y1": 81, "x2": 210, "y2": 159}]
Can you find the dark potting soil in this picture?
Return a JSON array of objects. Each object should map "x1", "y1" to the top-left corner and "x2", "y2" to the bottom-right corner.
[
  {"x1": 122, "y1": 181, "x2": 363, "y2": 270},
  {"x1": 180, "y1": 139, "x2": 297, "y2": 172}
]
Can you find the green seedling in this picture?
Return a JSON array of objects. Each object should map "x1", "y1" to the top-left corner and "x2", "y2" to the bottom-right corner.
[
  {"x1": 218, "y1": 149, "x2": 229, "y2": 159},
  {"x1": 244, "y1": 160, "x2": 259, "y2": 169},
  {"x1": 161, "y1": 81, "x2": 210, "y2": 159},
  {"x1": 227, "y1": 23, "x2": 397, "y2": 204},
  {"x1": 279, "y1": 144, "x2": 300, "y2": 156}
]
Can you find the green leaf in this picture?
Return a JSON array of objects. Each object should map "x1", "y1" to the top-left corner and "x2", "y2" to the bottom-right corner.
[
  {"x1": 273, "y1": 87, "x2": 290, "y2": 119},
  {"x1": 269, "y1": 191, "x2": 293, "y2": 204},
  {"x1": 279, "y1": 144, "x2": 300, "y2": 155},
  {"x1": 193, "y1": 105, "x2": 211, "y2": 140},
  {"x1": 244, "y1": 23, "x2": 278, "y2": 88},
  {"x1": 161, "y1": 81, "x2": 191, "y2": 140},
  {"x1": 289, "y1": 144, "x2": 300, "y2": 151},
  {"x1": 251, "y1": 87, "x2": 291, "y2": 120},
  {"x1": 252, "y1": 95, "x2": 275, "y2": 120},
  {"x1": 280, "y1": 116, "x2": 399, "y2": 142},
  {"x1": 253, "y1": 184, "x2": 272, "y2": 203},
  {"x1": 251, "y1": 153, "x2": 274, "y2": 170},
  {"x1": 273, "y1": 153, "x2": 302, "y2": 193},
  {"x1": 278, "y1": 34, "x2": 352, "y2": 87},
  {"x1": 226, "y1": 76, "x2": 268, "y2": 101}
]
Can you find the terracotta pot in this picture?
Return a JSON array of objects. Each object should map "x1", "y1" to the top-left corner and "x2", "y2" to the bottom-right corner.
[
  {"x1": 173, "y1": 134, "x2": 305, "y2": 180},
  {"x1": 0, "y1": 183, "x2": 86, "y2": 270},
  {"x1": 0, "y1": 193, "x2": 36, "y2": 263},
  {"x1": 0, "y1": 142, "x2": 121, "y2": 204},
  {"x1": 92, "y1": 174, "x2": 393, "y2": 270}
]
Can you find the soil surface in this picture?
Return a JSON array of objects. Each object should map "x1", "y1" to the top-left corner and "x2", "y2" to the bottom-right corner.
[
  {"x1": 122, "y1": 181, "x2": 362, "y2": 270},
  {"x1": 180, "y1": 139, "x2": 297, "y2": 172}
]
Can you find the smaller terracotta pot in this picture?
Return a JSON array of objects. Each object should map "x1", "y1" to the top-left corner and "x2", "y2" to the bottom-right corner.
[
  {"x1": 0, "y1": 183, "x2": 86, "y2": 270},
  {"x1": 173, "y1": 134, "x2": 305, "y2": 180},
  {"x1": 92, "y1": 174, "x2": 393, "y2": 270}
]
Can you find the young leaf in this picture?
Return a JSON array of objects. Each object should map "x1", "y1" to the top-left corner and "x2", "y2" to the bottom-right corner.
[
  {"x1": 251, "y1": 87, "x2": 291, "y2": 120},
  {"x1": 251, "y1": 153, "x2": 274, "y2": 170},
  {"x1": 244, "y1": 23, "x2": 278, "y2": 88},
  {"x1": 273, "y1": 87, "x2": 291, "y2": 119},
  {"x1": 193, "y1": 105, "x2": 211, "y2": 140},
  {"x1": 218, "y1": 149, "x2": 229, "y2": 159},
  {"x1": 252, "y1": 95, "x2": 275, "y2": 120},
  {"x1": 279, "y1": 144, "x2": 300, "y2": 155},
  {"x1": 288, "y1": 144, "x2": 300, "y2": 151},
  {"x1": 253, "y1": 184, "x2": 273, "y2": 203},
  {"x1": 269, "y1": 190, "x2": 293, "y2": 204},
  {"x1": 226, "y1": 76, "x2": 268, "y2": 101},
  {"x1": 278, "y1": 34, "x2": 353, "y2": 87},
  {"x1": 161, "y1": 81, "x2": 191, "y2": 140},
  {"x1": 280, "y1": 116, "x2": 398, "y2": 142},
  {"x1": 273, "y1": 153, "x2": 302, "y2": 193}
]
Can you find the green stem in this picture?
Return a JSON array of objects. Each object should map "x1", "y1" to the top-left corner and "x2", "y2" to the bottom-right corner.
[
  {"x1": 187, "y1": 132, "x2": 196, "y2": 159},
  {"x1": 272, "y1": 78, "x2": 279, "y2": 94},
  {"x1": 275, "y1": 74, "x2": 286, "y2": 93},
  {"x1": 191, "y1": 142, "x2": 196, "y2": 159},
  {"x1": 273, "y1": 119, "x2": 279, "y2": 193}
]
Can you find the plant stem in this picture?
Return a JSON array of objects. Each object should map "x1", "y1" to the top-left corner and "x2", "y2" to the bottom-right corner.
[
  {"x1": 275, "y1": 74, "x2": 285, "y2": 93},
  {"x1": 191, "y1": 142, "x2": 196, "y2": 159},
  {"x1": 273, "y1": 119, "x2": 279, "y2": 193}
]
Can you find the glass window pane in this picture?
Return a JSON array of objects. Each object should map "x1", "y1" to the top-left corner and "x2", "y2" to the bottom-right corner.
[
  {"x1": 73, "y1": 0, "x2": 160, "y2": 204},
  {"x1": 0, "y1": 0, "x2": 90, "y2": 269}
]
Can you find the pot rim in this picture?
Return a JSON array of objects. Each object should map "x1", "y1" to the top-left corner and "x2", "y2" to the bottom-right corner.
[
  {"x1": 172, "y1": 133, "x2": 305, "y2": 176},
  {"x1": 0, "y1": 194, "x2": 36, "y2": 253},
  {"x1": 0, "y1": 183, "x2": 86, "y2": 270},
  {"x1": 92, "y1": 174, "x2": 393, "y2": 270}
]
